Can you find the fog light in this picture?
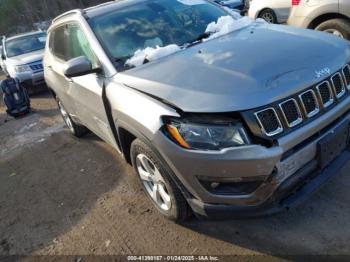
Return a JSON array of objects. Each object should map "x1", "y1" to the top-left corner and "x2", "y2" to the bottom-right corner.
[{"x1": 198, "y1": 175, "x2": 266, "y2": 196}]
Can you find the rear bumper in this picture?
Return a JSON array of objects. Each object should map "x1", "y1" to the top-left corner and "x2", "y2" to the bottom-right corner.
[{"x1": 188, "y1": 149, "x2": 350, "y2": 219}]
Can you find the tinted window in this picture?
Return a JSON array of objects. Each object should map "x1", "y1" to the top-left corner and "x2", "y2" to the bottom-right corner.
[
  {"x1": 89, "y1": 0, "x2": 227, "y2": 70},
  {"x1": 51, "y1": 26, "x2": 67, "y2": 60},
  {"x1": 5, "y1": 32, "x2": 46, "y2": 58},
  {"x1": 66, "y1": 24, "x2": 98, "y2": 68}
]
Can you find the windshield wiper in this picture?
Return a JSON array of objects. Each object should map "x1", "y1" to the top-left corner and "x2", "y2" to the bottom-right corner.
[{"x1": 186, "y1": 32, "x2": 212, "y2": 47}]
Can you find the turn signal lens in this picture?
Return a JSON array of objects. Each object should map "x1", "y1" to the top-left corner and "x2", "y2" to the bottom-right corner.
[{"x1": 166, "y1": 124, "x2": 191, "y2": 149}]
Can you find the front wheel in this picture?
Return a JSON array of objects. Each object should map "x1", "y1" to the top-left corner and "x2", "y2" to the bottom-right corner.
[
  {"x1": 57, "y1": 99, "x2": 88, "y2": 137},
  {"x1": 130, "y1": 139, "x2": 192, "y2": 221},
  {"x1": 315, "y1": 18, "x2": 350, "y2": 40}
]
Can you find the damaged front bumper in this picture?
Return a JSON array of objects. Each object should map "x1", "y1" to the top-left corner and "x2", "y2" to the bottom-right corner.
[{"x1": 153, "y1": 97, "x2": 350, "y2": 218}]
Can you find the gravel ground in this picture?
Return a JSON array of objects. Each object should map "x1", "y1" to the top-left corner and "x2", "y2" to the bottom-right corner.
[{"x1": 1, "y1": 74, "x2": 350, "y2": 258}]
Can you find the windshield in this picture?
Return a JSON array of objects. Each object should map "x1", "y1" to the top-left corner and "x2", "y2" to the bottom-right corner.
[
  {"x1": 89, "y1": 0, "x2": 229, "y2": 70},
  {"x1": 5, "y1": 32, "x2": 47, "y2": 58}
]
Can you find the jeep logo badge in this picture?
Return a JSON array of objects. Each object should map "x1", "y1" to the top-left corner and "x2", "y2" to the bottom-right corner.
[{"x1": 315, "y1": 67, "x2": 331, "y2": 78}]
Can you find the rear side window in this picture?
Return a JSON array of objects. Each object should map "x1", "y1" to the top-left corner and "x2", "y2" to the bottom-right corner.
[{"x1": 50, "y1": 26, "x2": 67, "y2": 60}]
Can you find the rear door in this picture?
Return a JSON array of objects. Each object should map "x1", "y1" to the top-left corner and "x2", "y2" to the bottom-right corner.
[{"x1": 65, "y1": 23, "x2": 117, "y2": 147}]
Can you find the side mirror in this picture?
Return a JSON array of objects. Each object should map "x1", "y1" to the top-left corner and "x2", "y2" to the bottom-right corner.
[
  {"x1": 64, "y1": 56, "x2": 101, "y2": 78},
  {"x1": 1, "y1": 54, "x2": 6, "y2": 60}
]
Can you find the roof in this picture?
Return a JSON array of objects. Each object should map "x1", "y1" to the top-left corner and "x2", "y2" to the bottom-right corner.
[{"x1": 84, "y1": 0, "x2": 144, "y2": 18}]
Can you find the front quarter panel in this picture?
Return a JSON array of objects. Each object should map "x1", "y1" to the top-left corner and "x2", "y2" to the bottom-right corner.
[{"x1": 106, "y1": 76, "x2": 180, "y2": 142}]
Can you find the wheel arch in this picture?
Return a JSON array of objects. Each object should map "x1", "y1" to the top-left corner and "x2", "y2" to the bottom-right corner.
[
  {"x1": 308, "y1": 13, "x2": 350, "y2": 29},
  {"x1": 257, "y1": 8, "x2": 276, "y2": 19},
  {"x1": 118, "y1": 126, "x2": 137, "y2": 164}
]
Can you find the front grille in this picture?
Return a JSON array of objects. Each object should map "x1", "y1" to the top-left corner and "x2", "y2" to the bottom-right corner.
[
  {"x1": 253, "y1": 63, "x2": 350, "y2": 138},
  {"x1": 316, "y1": 81, "x2": 334, "y2": 108},
  {"x1": 299, "y1": 90, "x2": 319, "y2": 118},
  {"x1": 30, "y1": 64, "x2": 43, "y2": 71},
  {"x1": 255, "y1": 108, "x2": 283, "y2": 136},
  {"x1": 342, "y1": 65, "x2": 350, "y2": 89},
  {"x1": 331, "y1": 73, "x2": 346, "y2": 98},
  {"x1": 279, "y1": 99, "x2": 302, "y2": 127}
]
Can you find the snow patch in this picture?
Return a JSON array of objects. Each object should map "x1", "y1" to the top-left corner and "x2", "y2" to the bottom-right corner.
[
  {"x1": 205, "y1": 15, "x2": 266, "y2": 41},
  {"x1": 126, "y1": 44, "x2": 181, "y2": 67},
  {"x1": 176, "y1": 0, "x2": 206, "y2": 5}
]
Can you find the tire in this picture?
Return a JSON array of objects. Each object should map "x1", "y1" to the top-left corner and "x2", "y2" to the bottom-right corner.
[
  {"x1": 57, "y1": 99, "x2": 88, "y2": 138},
  {"x1": 130, "y1": 139, "x2": 192, "y2": 221},
  {"x1": 258, "y1": 9, "x2": 277, "y2": 24},
  {"x1": 315, "y1": 18, "x2": 350, "y2": 40}
]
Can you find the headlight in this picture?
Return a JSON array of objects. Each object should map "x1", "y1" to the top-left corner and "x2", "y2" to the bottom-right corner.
[
  {"x1": 165, "y1": 116, "x2": 250, "y2": 150},
  {"x1": 15, "y1": 65, "x2": 31, "y2": 73}
]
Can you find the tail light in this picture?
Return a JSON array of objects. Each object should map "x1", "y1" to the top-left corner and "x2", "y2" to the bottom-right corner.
[{"x1": 292, "y1": 0, "x2": 301, "y2": 5}]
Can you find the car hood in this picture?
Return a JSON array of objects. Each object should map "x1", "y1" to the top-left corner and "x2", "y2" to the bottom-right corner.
[
  {"x1": 6, "y1": 49, "x2": 44, "y2": 66},
  {"x1": 117, "y1": 24, "x2": 350, "y2": 112}
]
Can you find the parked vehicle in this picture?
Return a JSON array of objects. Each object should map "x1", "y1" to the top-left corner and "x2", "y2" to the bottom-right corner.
[
  {"x1": 288, "y1": 0, "x2": 350, "y2": 40},
  {"x1": 0, "y1": 36, "x2": 4, "y2": 71},
  {"x1": 1, "y1": 31, "x2": 47, "y2": 91},
  {"x1": 45, "y1": 0, "x2": 350, "y2": 221},
  {"x1": 248, "y1": 0, "x2": 291, "y2": 23},
  {"x1": 213, "y1": 0, "x2": 244, "y2": 10}
]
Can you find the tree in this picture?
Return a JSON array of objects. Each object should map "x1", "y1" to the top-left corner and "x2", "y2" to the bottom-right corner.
[{"x1": 0, "y1": 0, "x2": 109, "y2": 36}]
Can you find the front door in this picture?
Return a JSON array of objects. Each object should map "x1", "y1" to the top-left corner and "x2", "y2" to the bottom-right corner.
[{"x1": 65, "y1": 23, "x2": 117, "y2": 148}]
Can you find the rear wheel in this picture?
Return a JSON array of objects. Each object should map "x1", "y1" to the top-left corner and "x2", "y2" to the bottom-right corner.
[
  {"x1": 130, "y1": 139, "x2": 192, "y2": 221},
  {"x1": 57, "y1": 99, "x2": 88, "y2": 137},
  {"x1": 258, "y1": 9, "x2": 277, "y2": 24},
  {"x1": 315, "y1": 18, "x2": 350, "y2": 40}
]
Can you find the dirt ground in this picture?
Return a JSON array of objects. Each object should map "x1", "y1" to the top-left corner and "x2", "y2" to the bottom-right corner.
[{"x1": 1, "y1": 72, "x2": 350, "y2": 259}]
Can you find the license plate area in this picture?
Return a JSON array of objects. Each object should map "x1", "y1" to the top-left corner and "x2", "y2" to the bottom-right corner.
[{"x1": 317, "y1": 121, "x2": 349, "y2": 170}]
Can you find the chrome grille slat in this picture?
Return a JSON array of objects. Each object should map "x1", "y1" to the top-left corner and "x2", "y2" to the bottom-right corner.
[
  {"x1": 342, "y1": 64, "x2": 350, "y2": 90},
  {"x1": 255, "y1": 108, "x2": 283, "y2": 137},
  {"x1": 254, "y1": 64, "x2": 350, "y2": 137},
  {"x1": 299, "y1": 90, "x2": 320, "y2": 118},
  {"x1": 316, "y1": 81, "x2": 334, "y2": 108},
  {"x1": 279, "y1": 99, "x2": 302, "y2": 127},
  {"x1": 331, "y1": 72, "x2": 346, "y2": 98}
]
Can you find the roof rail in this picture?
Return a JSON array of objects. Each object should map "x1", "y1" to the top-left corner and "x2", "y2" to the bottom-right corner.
[
  {"x1": 52, "y1": 9, "x2": 84, "y2": 24},
  {"x1": 84, "y1": 1, "x2": 117, "y2": 11}
]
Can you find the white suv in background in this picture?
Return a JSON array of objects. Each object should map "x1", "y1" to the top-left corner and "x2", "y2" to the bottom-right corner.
[
  {"x1": 288, "y1": 0, "x2": 350, "y2": 40},
  {"x1": 1, "y1": 31, "x2": 47, "y2": 90},
  {"x1": 248, "y1": 0, "x2": 291, "y2": 24}
]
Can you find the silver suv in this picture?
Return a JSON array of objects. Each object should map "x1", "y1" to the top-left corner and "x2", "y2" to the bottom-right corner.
[
  {"x1": 1, "y1": 31, "x2": 47, "y2": 90},
  {"x1": 288, "y1": 0, "x2": 350, "y2": 40},
  {"x1": 44, "y1": 0, "x2": 350, "y2": 221}
]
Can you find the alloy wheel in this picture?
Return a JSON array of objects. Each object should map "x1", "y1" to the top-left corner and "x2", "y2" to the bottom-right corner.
[
  {"x1": 136, "y1": 154, "x2": 172, "y2": 211},
  {"x1": 324, "y1": 29, "x2": 344, "y2": 38},
  {"x1": 261, "y1": 12, "x2": 274, "y2": 23}
]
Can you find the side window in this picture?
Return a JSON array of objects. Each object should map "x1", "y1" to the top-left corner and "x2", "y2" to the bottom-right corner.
[
  {"x1": 67, "y1": 24, "x2": 99, "y2": 68},
  {"x1": 51, "y1": 26, "x2": 67, "y2": 61}
]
